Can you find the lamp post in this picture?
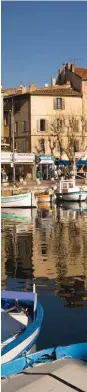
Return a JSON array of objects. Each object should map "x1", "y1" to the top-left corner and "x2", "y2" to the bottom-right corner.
[{"x1": 11, "y1": 97, "x2": 15, "y2": 183}]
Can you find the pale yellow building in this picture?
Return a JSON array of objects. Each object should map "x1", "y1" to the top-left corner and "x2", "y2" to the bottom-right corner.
[
  {"x1": 30, "y1": 63, "x2": 87, "y2": 157},
  {"x1": 2, "y1": 63, "x2": 87, "y2": 158}
]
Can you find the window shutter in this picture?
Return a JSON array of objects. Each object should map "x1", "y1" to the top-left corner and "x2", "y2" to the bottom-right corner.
[
  {"x1": 37, "y1": 119, "x2": 40, "y2": 132},
  {"x1": 45, "y1": 119, "x2": 48, "y2": 131},
  {"x1": 53, "y1": 98, "x2": 57, "y2": 110},
  {"x1": 62, "y1": 98, "x2": 65, "y2": 110}
]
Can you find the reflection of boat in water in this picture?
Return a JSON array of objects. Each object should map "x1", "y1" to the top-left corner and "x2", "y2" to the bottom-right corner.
[
  {"x1": 58, "y1": 201, "x2": 87, "y2": 222},
  {"x1": 36, "y1": 207, "x2": 57, "y2": 229},
  {"x1": 1, "y1": 208, "x2": 37, "y2": 222},
  {"x1": 60, "y1": 201, "x2": 87, "y2": 212}
]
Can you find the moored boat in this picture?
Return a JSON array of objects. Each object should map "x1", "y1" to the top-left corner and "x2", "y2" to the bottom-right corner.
[
  {"x1": 57, "y1": 179, "x2": 87, "y2": 202},
  {"x1": 1, "y1": 192, "x2": 37, "y2": 208},
  {"x1": 37, "y1": 191, "x2": 56, "y2": 204},
  {"x1": 1, "y1": 341, "x2": 87, "y2": 379},
  {"x1": 1, "y1": 287, "x2": 43, "y2": 367}
]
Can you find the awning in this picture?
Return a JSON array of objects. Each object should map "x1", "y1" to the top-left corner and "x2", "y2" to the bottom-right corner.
[{"x1": 55, "y1": 159, "x2": 87, "y2": 166}]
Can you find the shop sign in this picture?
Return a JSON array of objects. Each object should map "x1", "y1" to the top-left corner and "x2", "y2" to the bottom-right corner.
[
  {"x1": 75, "y1": 152, "x2": 87, "y2": 160},
  {"x1": 39, "y1": 155, "x2": 54, "y2": 164},
  {"x1": 15, "y1": 153, "x2": 35, "y2": 163},
  {"x1": 1, "y1": 152, "x2": 35, "y2": 164},
  {"x1": 1, "y1": 151, "x2": 12, "y2": 163}
]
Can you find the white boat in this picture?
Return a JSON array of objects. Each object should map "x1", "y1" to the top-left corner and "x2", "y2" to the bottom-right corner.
[
  {"x1": 58, "y1": 179, "x2": 87, "y2": 202},
  {"x1": 1, "y1": 192, "x2": 37, "y2": 208},
  {"x1": 1, "y1": 288, "x2": 43, "y2": 367}
]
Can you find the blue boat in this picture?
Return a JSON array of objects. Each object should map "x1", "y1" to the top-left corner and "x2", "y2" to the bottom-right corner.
[
  {"x1": 1, "y1": 287, "x2": 43, "y2": 370},
  {"x1": 1, "y1": 341, "x2": 87, "y2": 379}
]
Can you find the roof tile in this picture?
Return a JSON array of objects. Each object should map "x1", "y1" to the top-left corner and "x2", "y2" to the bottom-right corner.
[{"x1": 74, "y1": 67, "x2": 87, "y2": 79}]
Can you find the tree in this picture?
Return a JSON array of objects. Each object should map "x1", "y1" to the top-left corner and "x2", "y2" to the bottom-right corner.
[
  {"x1": 48, "y1": 114, "x2": 87, "y2": 164},
  {"x1": 34, "y1": 138, "x2": 45, "y2": 154}
]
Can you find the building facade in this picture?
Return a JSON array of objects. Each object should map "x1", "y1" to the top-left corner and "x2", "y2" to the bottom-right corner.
[{"x1": 3, "y1": 63, "x2": 87, "y2": 166}]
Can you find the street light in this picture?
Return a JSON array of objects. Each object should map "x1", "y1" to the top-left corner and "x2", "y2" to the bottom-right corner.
[{"x1": 11, "y1": 97, "x2": 15, "y2": 183}]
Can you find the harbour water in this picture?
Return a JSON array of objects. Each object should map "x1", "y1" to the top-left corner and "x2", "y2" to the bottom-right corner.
[{"x1": 1, "y1": 203, "x2": 87, "y2": 351}]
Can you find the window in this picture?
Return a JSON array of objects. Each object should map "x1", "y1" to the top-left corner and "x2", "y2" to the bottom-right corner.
[
  {"x1": 15, "y1": 101, "x2": 20, "y2": 112},
  {"x1": 15, "y1": 121, "x2": 18, "y2": 135},
  {"x1": 54, "y1": 97, "x2": 65, "y2": 110},
  {"x1": 40, "y1": 119, "x2": 46, "y2": 131},
  {"x1": 37, "y1": 119, "x2": 47, "y2": 132},
  {"x1": 56, "y1": 98, "x2": 62, "y2": 109}
]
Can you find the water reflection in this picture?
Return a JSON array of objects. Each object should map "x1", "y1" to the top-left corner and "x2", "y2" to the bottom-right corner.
[{"x1": 1, "y1": 204, "x2": 87, "y2": 309}]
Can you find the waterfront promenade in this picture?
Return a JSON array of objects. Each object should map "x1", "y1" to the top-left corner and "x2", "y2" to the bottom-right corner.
[{"x1": 2, "y1": 359, "x2": 87, "y2": 392}]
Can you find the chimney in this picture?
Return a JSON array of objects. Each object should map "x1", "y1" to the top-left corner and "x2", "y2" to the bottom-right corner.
[
  {"x1": 29, "y1": 83, "x2": 37, "y2": 92},
  {"x1": 58, "y1": 69, "x2": 62, "y2": 76},
  {"x1": 66, "y1": 80, "x2": 71, "y2": 88},
  {"x1": 18, "y1": 85, "x2": 27, "y2": 93},
  {"x1": 51, "y1": 78, "x2": 56, "y2": 86},
  {"x1": 66, "y1": 63, "x2": 71, "y2": 70},
  {"x1": 71, "y1": 64, "x2": 75, "y2": 72}
]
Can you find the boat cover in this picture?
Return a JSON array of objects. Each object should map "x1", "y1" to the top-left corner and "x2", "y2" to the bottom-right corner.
[{"x1": 1, "y1": 311, "x2": 25, "y2": 342}]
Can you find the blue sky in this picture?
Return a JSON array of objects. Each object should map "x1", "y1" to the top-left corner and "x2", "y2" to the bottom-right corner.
[{"x1": 1, "y1": 1, "x2": 87, "y2": 88}]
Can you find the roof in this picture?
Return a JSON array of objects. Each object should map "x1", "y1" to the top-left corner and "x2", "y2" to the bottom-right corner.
[
  {"x1": 3, "y1": 86, "x2": 28, "y2": 98},
  {"x1": 74, "y1": 67, "x2": 87, "y2": 79},
  {"x1": 30, "y1": 85, "x2": 82, "y2": 97},
  {"x1": 3, "y1": 85, "x2": 82, "y2": 99}
]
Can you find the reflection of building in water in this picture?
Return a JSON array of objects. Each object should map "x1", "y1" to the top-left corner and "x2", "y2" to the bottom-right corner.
[
  {"x1": 55, "y1": 208, "x2": 87, "y2": 307},
  {"x1": 1, "y1": 234, "x2": 7, "y2": 287},
  {"x1": 1, "y1": 219, "x2": 34, "y2": 285},
  {"x1": 33, "y1": 209, "x2": 58, "y2": 280},
  {"x1": 1, "y1": 207, "x2": 87, "y2": 307},
  {"x1": 33, "y1": 207, "x2": 87, "y2": 306}
]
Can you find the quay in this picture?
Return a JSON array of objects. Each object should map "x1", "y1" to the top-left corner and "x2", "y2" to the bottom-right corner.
[{"x1": 2, "y1": 359, "x2": 87, "y2": 392}]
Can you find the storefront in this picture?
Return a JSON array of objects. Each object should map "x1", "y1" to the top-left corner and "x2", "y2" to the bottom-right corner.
[
  {"x1": 36, "y1": 155, "x2": 54, "y2": 180},
  {"x1": 1, "y1": 152, "x2": 36, "y2": 181}
]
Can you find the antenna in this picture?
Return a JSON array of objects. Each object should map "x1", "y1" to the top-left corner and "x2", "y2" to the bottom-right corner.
[{"x1": 68, "y1": 57, "x2": 83, "y2": 65}]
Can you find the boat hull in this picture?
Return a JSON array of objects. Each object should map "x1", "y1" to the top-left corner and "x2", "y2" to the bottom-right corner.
[
  {"x1": 1, "y1": 290, "x2": 43, "y2": 366},
  {"x1": 38, "y1": 194, "x2": 56, "y2": 204},
  {"x1": 1, "y1": 193, "x2": 37, "y2": 208}
]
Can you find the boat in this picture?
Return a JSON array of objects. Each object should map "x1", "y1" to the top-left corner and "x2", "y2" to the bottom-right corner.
[
  {"x1": 1, "y1": 341, "x2": 87, "y2": 379},
  {"x1": 1, "y1": 192, "x2": 37, "y2": 208},
  {"x1": 57, "y1": 179, "x2": 87, "y2": 202},
  {"x1": 1, "y1": 287, "x2": 43, "y2": 368},
  {"x1": 37, "y1": 191, "x2": 56, "y2": 204}
]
